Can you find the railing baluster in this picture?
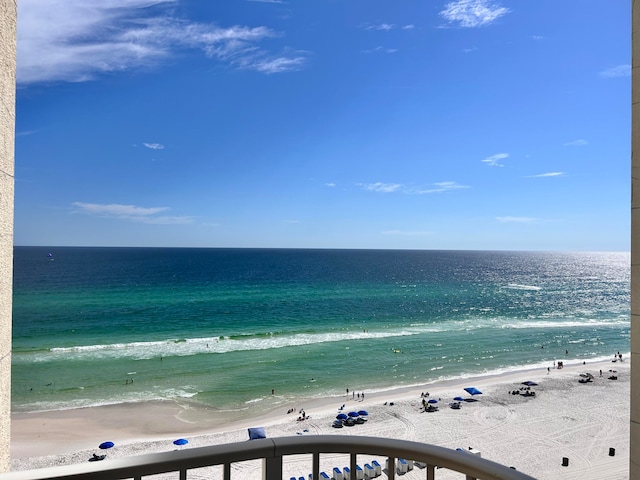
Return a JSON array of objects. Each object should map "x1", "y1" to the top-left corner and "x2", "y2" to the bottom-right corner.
[
  {"x1": 387, "y1": 456, "x2": 395, "y2": 480},
  {"x1": 349, "y1": 452, "x2": 356, "y2": 480},
  {"x1": 264, "y1": 454, "x2": 282, "y2": 480},
  {"x1": 427, "y1": 464, "x2": 435, "y2": 480},
  {"x1": 223, "y1": 462, "x2": 231, "y2": 480},
  {"x1": 179, "y1": 468, "x2": 186, "y2": 480},
  {"x1": 312, "y1": 452, "x2": 319, "y2": 480}
]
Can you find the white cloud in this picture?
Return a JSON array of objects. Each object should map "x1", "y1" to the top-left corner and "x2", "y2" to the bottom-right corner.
[
  {"x1": 402, "y1": 25, "x2": 415, "y2": 30},
  {"x1": 359, "y1": 181, "x2": 469, "y2": 194},
  {"x1": 440, "y1": 0, "x2": 509, "y2": 28},
  {"x1": 17, "y1": 0, "x2": 306, "y2": 84},
  {"x1": 526, "y1": 172, "x2": 565, "y2": 178},
  {"x1": 599, "y1": 65, "x2": 631, "y2": 78},
  {"x1": 72, "y1": 202, "x2": 193, "y2": 224},
  {"x1": 481, "y1": 153, "x2": 508, "y2": 167},
  {"x1": 360, "y1": 182, "x2": 403, "y2": 193},
  {"x1": 248, "y1": 0, "x2": 285, "y2": 3},
  {"x1": 496, "y1": 216, "x2": 536, "y2": 223},
  {"x1": 365, "y1": 23, "x2": 395, "y2": 31},
  {"x1": 143, "y1": 142, "x2": 165, "y2": 150},
  {"x1": 362, "y1": 46, "x2": 398, "y2": 54},
  {"x1": 563, "y1": 139, "x2": 588, "y2": 147},
  {"x1": 325, "y1": 182, "x2": 337, "y2": 187},
  {"x1": 415, "y1": 181, "x2": 469, "y2": 194}
]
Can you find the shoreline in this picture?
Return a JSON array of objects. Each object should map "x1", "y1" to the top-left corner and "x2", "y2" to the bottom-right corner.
[{"x1": 10, "y1": 358, "x2": 630, "y2": 479}]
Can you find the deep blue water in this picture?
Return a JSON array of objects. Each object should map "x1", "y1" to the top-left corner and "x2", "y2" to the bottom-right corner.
[{"x1": 11, "y1": 247, "x2": 630, "y2": 418}]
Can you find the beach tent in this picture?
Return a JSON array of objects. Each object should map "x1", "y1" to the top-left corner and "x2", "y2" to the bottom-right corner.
[
  {"x1": 248, "y1": 427, "x2": 266, "y2": 440},
  {"x1": 464, "y1": 387, "x2": 482, "y2": 396}
]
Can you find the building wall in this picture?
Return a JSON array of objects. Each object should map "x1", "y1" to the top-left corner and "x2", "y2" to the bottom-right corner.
[
  {"x1": 0, "y1": 0, "x2": 16, "y2": 473},
  {"x1": 632, "y1": 1, "x2": 639, "y2": 478}
]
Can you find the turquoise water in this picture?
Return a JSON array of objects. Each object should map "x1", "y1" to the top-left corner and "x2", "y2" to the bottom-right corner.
[{"x1": 11, "y1": 247, "x2": 630, "y2": 418}]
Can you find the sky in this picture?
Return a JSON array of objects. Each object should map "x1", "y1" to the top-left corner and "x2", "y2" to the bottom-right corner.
[{"x1": 14, "y1": 0, "x2": 631, "y2": 251}]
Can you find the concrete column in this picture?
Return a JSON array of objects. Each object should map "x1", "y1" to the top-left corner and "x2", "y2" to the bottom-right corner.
[
  {"x1": 0, "y1": 0, "x2": 16, "y2": 473},
  {"x1": 632, "y1": 1, "x2": 640, "y2": 478}
]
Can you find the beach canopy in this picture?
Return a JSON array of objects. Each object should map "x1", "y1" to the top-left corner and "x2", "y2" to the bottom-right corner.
[
  {"x1": 348, "y1": 411, "x2": 359, "y2": 417},
  {"x1": 522, "y1": 381, "x2": 538, "y2": 386},
  {"x1": 248, "y1": 427, "x2": 266, "y2": 440},
  {"x1": 358, "y1": 410, "x2": 369, "y2": 416},
  {"x1": 453, "y1": 396, "x2": 464, "y2": 401},
  {"x1": 98, "y1": 441, "x2": 114, "y2": 450},
  {"x1": 173, "y1": 438, "x2": 188, "y2": 446},
  {"x1": 464, "y1": 387, "x2": 482, "y2": 396},
  {"x1": 336, "y1": 413, "x2": 348, "y2": 420},
  {"x1": 428, "y1": 399, "x2": 438, "y2": 404}
]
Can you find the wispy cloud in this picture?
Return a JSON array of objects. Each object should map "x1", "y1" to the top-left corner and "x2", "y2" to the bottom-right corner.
[
  {"x1": 532, "y1": 35, "x2": 544, "y2": 41},
  {"x1": 526, "y1": 172, "x2": 564, "y2": 178},
  {"x1": 362, "y1": 46, "x2": 398, "y2": 54},
  {"x1": 359, "y1": 181, "x2": 469, "y2": 194},
  {"x1": 440, "y1": 0, "x2": 509, "y2": 28},
  {"x1": 402, "y1": 24, "x2": 415, "y2": 30},
  {"x1": 359, "y1": 182, "x2": 403, "y2": 193},
  {"x1": 415, "y1": 181, "x2": 469, "y2": 194},
  {"x1": 496, "y1": 216, "x2": 536, "y2": 223},
  {"x1": 363, "y1": 23, "x2": 395, "y2": 31},
  {"x1": 72, "y1": 202, "x2": 193, "y2": 225},
  {"x1": 563, "y1": 139, "x2": 588, "y2": 147},
  {"x1": 599, "y1": 64, "x2": 631, "y2": 78},
  {"x1": 325, "y1": 182, "x2": 337, "y2": 187},
  {"x1": 17, "y1": 0, "x2": 306, "y2": 84},
  {"x1": 143, "y1": 142, "x2": 165, "y2": 150},
  {"x1": 248, "y1": 0, "x2": 285, "y2": 3},
  {"x1": 481, "y1": 153, "x2": 508, "y2": 167}
]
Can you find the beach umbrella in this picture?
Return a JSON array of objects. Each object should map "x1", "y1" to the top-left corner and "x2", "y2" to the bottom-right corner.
[
  {"x1": 522, "y1": 381, "x2": 538, "y2": 386},
  {"x1": 99, "y1": 441, "x2": 114, "y2": 450},
  {"x1": 173, "y1": 439, "x2": 188, "y2": 446},
  {"x1": 453, "y1": 396, "x2": 464, "y2": 401},
  {"x1": 464, "y1": 387, "x2": 482, "y2": 396},
  {"x1": 348, "y1": 411, "x2": 359, "y2": 417},
  {"x1": 428, "y1": 399, "x2": 438, "y2": 404},
  {"x1": 357, "y1": 410, "x2": 369, "y2": 416},
  {"x1": 336, "y1": 413, "x2": 348, "y2": 420}
]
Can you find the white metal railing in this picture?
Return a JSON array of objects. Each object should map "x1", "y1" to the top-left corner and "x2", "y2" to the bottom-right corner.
[{"x1": 0, "y1": 435, "x2": 536, "y2": 480}]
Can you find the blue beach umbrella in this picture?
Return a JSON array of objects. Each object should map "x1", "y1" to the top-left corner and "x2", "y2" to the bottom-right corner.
[
  {"x1": 357, "y1": 410, "x2": 369, "y2": 416},
  {"x1": 464, "y1": 387, "x2": 482, "y2": 396},
  {"x1": 348, "y1": 411, "x2": 359, "y2": 417},
  {"x1": 428, "y1": 399, "x2": 438, "y2": 404},
  {"x1": 453, "y1": 396, "x2": 464, "y2": 401},
  {"x1": 99, "y1": 441, "x2": 114, "y2": 450},
  {"x1": 336, "y1": 413, "x2": 348, "y2": 420},
  {"x1": 173, "y1": 439, "x2": 188, "y2": 446}
]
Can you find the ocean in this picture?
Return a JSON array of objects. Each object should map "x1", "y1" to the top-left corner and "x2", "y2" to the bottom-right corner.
[{"x1": 11, "y1": 247, "x2": 630, "y2": 423}]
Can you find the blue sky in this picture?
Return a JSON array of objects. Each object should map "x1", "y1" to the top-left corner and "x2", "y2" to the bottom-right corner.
[{"x1": 15, "y1": 0, "x2": 630, "y2": 251}]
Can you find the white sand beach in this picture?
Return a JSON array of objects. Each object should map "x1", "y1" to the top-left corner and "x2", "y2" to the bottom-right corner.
[{"x1": 10, "y1": 359, "x2": 630, "y2": 480}]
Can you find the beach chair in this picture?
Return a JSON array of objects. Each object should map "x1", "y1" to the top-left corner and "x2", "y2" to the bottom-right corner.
[
  {"x1": 364, "y1": 464, "x2": 375, "y2": 478},
  {"x1": 333, "y1": 467, "x2": 343, "y2": 480},
  {"x1": 372, "y1": 460, "x2": 382, "y2": 476},
  {"x1": 320, "y1": 472, "x2": 330, "y2": 479},
  {"x1": 406, "y1": 459, "x2": 414, "y2": 470},
  {"x1": 398, "y1": 458, "x2": 408, "y2": 474},
  {"x1": 343, "y1": 466, "x2": 350, "y2": 480},
  {"x1": 355, "y1": 464, "x2": 364, "y2": 480}
]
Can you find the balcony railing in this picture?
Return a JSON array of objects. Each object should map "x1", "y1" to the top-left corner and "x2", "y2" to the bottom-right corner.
[{"x1": 0, "y1": 435, "x2": 536, "y2": 480}]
